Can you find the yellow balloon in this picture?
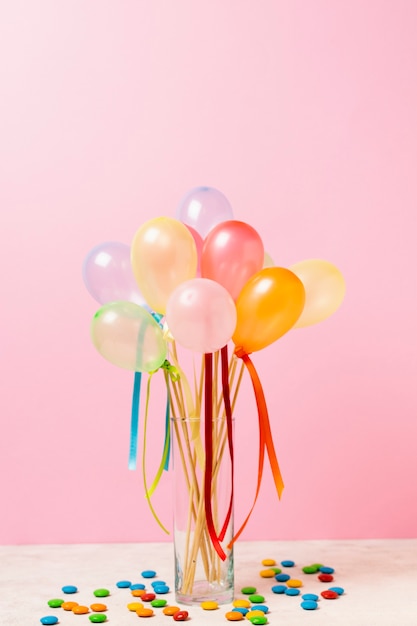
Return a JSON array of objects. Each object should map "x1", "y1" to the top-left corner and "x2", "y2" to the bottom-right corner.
[
  {"x1": 233, "y1": 267, "x2": 305, "y2": 354},
  {"x1": 289, "y1": 259, "x2": 345, "y2": 328},
  {"x1": 131, "y1": 217, "x2": 197, "y2": 314}
]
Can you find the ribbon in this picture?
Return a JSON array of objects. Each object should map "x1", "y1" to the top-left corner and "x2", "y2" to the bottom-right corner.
[
  {"x1": 128, "y1": 371, "x2": 142, "y2": 470},
  {"x1": 218, "y1": 345, "x2": 234, "y2": 542},
  {"x1": 228, "y1": 350, "x2": 284, "y2": 547},
  {"x1": 204, "y1": 352, "x2": 227, "y2": 561},
  {"x1": 146, "y1": 389, "x2": 171, "y2": 498}
]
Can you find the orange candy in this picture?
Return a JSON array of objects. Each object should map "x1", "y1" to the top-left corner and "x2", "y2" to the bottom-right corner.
[
  {"x1": 62, "y1": 601, "x2": 79, "y2": 611},
  {"x1": 136, "y1": 608, "x2": 154, "y2": 617},
  {"x1": 131, "y1": 589, "x2": 147, "y2": 597},
  {"x1": 163, "y1": 606, "x2": 181, "y2": 616},
  {"x1": 260, "y1": 569, "x2": 276, "y2": 578},
  {"x1": 225, "y1": 611, "x2": 244, "y2": 621},
  {"x1": 90, "y1": 603, "x2": 107, "y2": 612},
  {"x1": 72, "y1": 605, "x2": 90, "y2": 614}
]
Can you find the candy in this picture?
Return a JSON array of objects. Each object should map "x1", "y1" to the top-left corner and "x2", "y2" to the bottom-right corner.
[
  {"x1": 321, "y1": 590, "x2": 339, "y2": 599},
  {"x1": 251, "y1": 604, "x2": 269, "y2": 613},
  {"x1": 62, "y1": 601, "x2": 78, "y2": 610},
  {"x1": 127, "y1": 602, "x2": 144, "y2": 611},
  {"x1": 259, "y1": 569, "x2": 276, "y2": 578},
  {"x1": 225, "y1": 611, "x2": 244, "y2": 621},
  {"x1": 90, "y1": 603, "x2": 107, "y2": 612},
  {"x1": 116, "y1": 580, "x2": 131, "y2": 588},
  {"x1": 141, "y1": 570, "x2": 156, "y2": 578},
  {"x1": 162, "y1": 606, "x2": 181, "y2": 615},
  {"x1": 93, "y1": 589, "x2": 110, "y2": 597},
  {"x1": 136, "y1": 607, "x2": 154, "y2": 617},
  {"x1": 233, "y1": 599, "x2": 251, "y2": 608},
  {"x1": 285, "y1": 588, "x2": 300, "y2": 596},
  {"x1": 287, "y1": 579, "x2": 303, "y2": 588},
  {"x1": 40, "y1": 618, "x2": 58, "y2": 625},
  {"x1": 275, "y1": 573, "x2": 290, "y2": 582},
  {"x1": 151, "y1": 599, "x2": 167, "y2": 607},
  {"x1": 152, "y1": 584, "x2": 170, "y2": 593},
  {"x1": 302, "y1": 565, "x2": 319, "y2": 574},
  {"x1": 131, "y1": 589, "x2": 146, "y2": 597},
  {"x1": 246, "y1": 610, "x2": 265, "y2": 619},
  {"x1": 329, "y1": 586, "x2": 344, "y2": 595},
  {"x1": 241, "y1": 586, "x2": 256, "y2": 595},
  {"x1": 301, "y1": 600, "x2": 318, "y2": 610},
  {"x1": 47, "y1": 599, "x2": 64, "y2": 608},
  {"x1": 150, "y1": 580, "x2": 166, "y2": 587},
  {"x1": 281, "y1": 560, "x2": 295, "y2": 567},
  {"x1": 249, "y1": 618, "x2": 268, "y2": 625},
  {"x1": 248, "y1": 594, "x2": 265, "y2": 603},
  {"x1": 302, "y1": 593, "x2": 319, "y2": 601},
  {"x1": 130, "y1": 583, "x2": 146, "y2": 590},
  {"x1": 232, "y1": 607, "x2": 249, "y2": 615},
  {"x1": 62, "y1": 585, "x2": 78, "y2": 594},
  {"x1": 261, "y1": 559, "x2": 276, "y2": 566},
  {"x1": 141, "y1": 593, "x2": 156, "y2": 602},
  {"x1": 89, "y1": 615, "x2": 107, "y2": 623},
  {"x1": 173, "y1": 609, "x2": 189, "y2": 621},
  {"x1": 201, "y1": 600, "x2": 218, "y2": 610},
  {"x1": 319, "y1": 566, "x2": 335, "y2": 574},
  {"x1": 271, "y1": 585, "x2": 286, "y2": 594},
  {"x1": 318, "y1": 573, "x2": 334, "y2": 582},
  {"x1": 73, "y1": 605, "x2": 89, "y2": 614}
]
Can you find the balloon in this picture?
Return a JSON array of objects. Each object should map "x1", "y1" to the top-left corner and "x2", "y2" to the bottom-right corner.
[
  {"x1": 176, "y1": 186, "x2": 234, "y2": 238},
  {"x1": 131, "y1": 217, "x2": 197, "y2": 314},
  {"x1": 184, "y1": 224, "x2": 204, "y2": 276},
  {"x1": 166, "y1": 278, "x2": 237, "y2": 353},
  {"x1": 263, "y1": 252, "x2": 275, "y2": 268},
  {"x1": 82, "y1": 241, "x2": 147, "y2": 306},
  {"x1": 91, "y1": 301, "x2": 167, "y2": 372},
  {"x1": 233, "y1": 267, "x2": 305, "y2": 354},
  {"x1": 289, "y1": 259, "x2": 345, "y2": 328},
  {"x1": 201, "y1": 220, "x2": 264, "y2": 301}
]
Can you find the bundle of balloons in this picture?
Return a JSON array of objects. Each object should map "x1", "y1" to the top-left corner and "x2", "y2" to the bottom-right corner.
[{"x1": 83, "y1": 186, "x2": 345, "y2": 549}]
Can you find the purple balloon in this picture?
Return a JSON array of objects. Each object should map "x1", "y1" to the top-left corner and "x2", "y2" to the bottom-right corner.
[
  {"x1": 83, "y1": 241, "x2": 147, "y2": 306},
  {"x1": 176, "y1": 186, "x2": 234, "y2": 238}
]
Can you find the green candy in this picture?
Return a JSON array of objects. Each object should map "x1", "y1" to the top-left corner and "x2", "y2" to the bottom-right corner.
[
  {"x1": 250, "y1": 617, "x2": 268, "y2": 625},
  {"x1": 241, "y1": 586, "x2": 257, "y2": 595},
  {"x1": 93, "y1": 588, "x2": 110, "y2": 597},
  {"x1": 48, "y1": 599, "x2": 64, "y2": 608},
  {"x1": 248, "y1": 594, "x2": 265, "y2": 603},
  {"x1": 302, "y1": 565, "x2": 319, "y2": 574},
  {"x1": 270, "y1": 567, "x2": 281, "y2": 574},
  {"x1": 151, "y1": 599, "x2": 167, "y2": 607},
  {"x1": 89, "y1": 615, "x2": 107, "y2": 623}
]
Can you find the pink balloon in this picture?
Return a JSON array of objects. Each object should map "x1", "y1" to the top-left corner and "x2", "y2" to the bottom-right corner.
[
  {"x1": 176, "y1": 186, "x2": 234, "y2": 238},
  {"x1": 165, "y1": 278, "x2": 237, "y2": 353},
  {"x1": 184, "y1": 224, "x2": 204, "y2": 276},
  {"x1": 201, "y1": 220, "x2": 264, "y2": 301}
]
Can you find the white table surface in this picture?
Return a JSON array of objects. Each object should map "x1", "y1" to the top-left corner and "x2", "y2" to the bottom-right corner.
[{"x1": 1, "y1": 539, "x2": 416, "y2": 625}]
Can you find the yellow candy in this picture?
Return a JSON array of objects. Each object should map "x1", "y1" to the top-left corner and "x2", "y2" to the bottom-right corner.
[
  {"x1": 259, "y1": 569, "x2": 276, "y2": 578},
  {"x1": 225, "y1": 611, "x2": 244, "y2": 621},
  {"x1": 201, "y1": 600, "x2": 218, "y2": 610},
  {"x1": 287, "y1": 579, "x2": 303, "y2": 588},
  {"x1": 246, "y1": 610, "x2": 265, "y2": 619},
  {"x1": 261, "y1": 559, "x2": 276, "y2": 566},
  {"x1": 127, "y1": 602, "x2": 144, "y2": 611},
  {"x1": 233, "y1": 599, "x2": 251, "y2": 608}
]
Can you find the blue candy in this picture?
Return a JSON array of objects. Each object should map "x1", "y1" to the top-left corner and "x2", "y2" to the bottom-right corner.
[
  {"x1": 232, "y1": 607, "x2": 249, "y2": 615},
  {"x1": 62, "y1": 585, "x2": 77, "y2": 594},
  {"x1": 271, "y1": 584, "x2": 286, "y2": 594},
  {"x1": 150, "y1": 580, "x2": 166, "y2": 588},
  {"x1": 251, "y1": 604, "x2": 269, "y2": 613},
  {"x1": 141, "y1": 570, "x2": 156, "y2": 578},
  {"x1": 40, "y1": 617, "x2": 59, "y2": 625},
  {"x1": 302, "y1": 593, "x2": 319, "y2": 601},
  {"x1": 153, "y1": 584, "x2": 170, "y2": 594},
  {"x1": 116, "y1": 580, "x2": 131, "y2": 588},
  {"x1": 329, "y1": 586, "x2": 344, "y2": 595},
  {"x1": 275, "y1": 573, "x2": 290, "y2": 582},
  {"x1": 319, "y1": 566, "x2": 335, "y2": 574},
  {"x1": 285, "y1": 588, "x2": 300, "y2": 596},
  {"x1": 301, "y1": 600, "x2": 318, "y2": 610},
  {"x1": 130, "y1": 583, "x2": 146, "y2": 590},
  {"x1": 281, "y1": 560, "x2": 295, "y2": 567}
]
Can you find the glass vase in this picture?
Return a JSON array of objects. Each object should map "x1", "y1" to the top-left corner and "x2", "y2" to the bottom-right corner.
[{"x1": 171, "y1": 416, "x2": 234, "y2": 605}]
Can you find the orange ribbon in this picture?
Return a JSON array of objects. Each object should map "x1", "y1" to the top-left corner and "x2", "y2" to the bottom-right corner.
[{"x1": 228, "y1": 349, "x2": 284, "y2": 547}]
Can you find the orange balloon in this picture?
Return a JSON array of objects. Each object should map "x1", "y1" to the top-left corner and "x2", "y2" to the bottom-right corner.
[
  {"x1": 131, "y1": 217, "x2": 197, "y2": 314},
  {"x1": 233, "y1": 267, "x2": 305, "y2": 354}
]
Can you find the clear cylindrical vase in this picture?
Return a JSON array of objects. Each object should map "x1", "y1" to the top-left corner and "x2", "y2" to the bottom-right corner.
[{"x1": 171, "y1": 416, "x2": 234, "y2": 605}]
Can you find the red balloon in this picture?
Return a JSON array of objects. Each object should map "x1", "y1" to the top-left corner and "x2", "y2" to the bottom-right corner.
[{"x1": 201, "y1": 220, "x2": 264, "y2": 301}]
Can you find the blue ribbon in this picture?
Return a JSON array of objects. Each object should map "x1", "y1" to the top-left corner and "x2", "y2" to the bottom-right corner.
[{"x1": 129, "y1": 371, "x2": 142, "y2": 470}]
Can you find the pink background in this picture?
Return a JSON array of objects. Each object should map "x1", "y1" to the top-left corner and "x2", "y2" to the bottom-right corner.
[{"x1": 1, "y1": 1, "x2": 416, "y2": 545}]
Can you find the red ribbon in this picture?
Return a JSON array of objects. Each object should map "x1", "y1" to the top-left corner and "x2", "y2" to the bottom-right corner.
[
  {"x1": 228, "y1": 350, "x2": 284, "y2": 548},
  {"x1": 218, "y1": 345, "x2": 234, "y2": 542},
  {"x1": 204, "y1": 352, "x2": 227, "y2": 560}
]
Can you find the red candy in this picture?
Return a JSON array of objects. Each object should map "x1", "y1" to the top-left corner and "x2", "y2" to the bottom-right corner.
[
  {"x1": 321, "y1": 590, "x2": 339, "y2": 599},
  {"x1": 173, "y1": 610, "x2": 189, "y2": 621},
  {"x1": 141, "y1": 593, "x2": 156, "y2": 602},
  {"x1": 318, "y1": 573, "x2": 334, "y2": 582}
]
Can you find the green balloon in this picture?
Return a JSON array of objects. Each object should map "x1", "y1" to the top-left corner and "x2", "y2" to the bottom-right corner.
[{"x1": 91, "y1": 301, "x2": 167, "y2": 372}]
